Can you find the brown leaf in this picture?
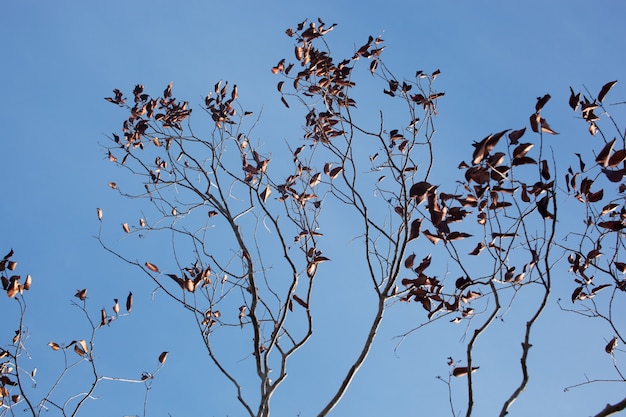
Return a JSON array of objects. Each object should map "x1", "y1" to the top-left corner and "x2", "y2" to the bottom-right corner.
[
  {"x1": 608, "y1": 149, "x2": 626, "y2": 168},
  {"x1": 281, "y1": 96, "x2": 290, "y2": 108},
  {"x1": 122, "y1": 223, "x2": 130, "y2": 233},
  {"x1": 404, "y1": 254, "x2": 416, "y2": 269},
  {"x1": 569, "y1": 87, "x2": 580, "y2": 112},
  {"x1": 126, "y1": 291, "x2": 133, "y2": 312},
  {"x1": 592, "y1": 284, "x2": 612, "y2": 295},
  {"x1": 423, "y1": 230, "x2": 440, "y2": 244},
  {"x1": 596, "y1": 138, "x2": 616, "y2": 167},
  {"x1": 541, "y1": 160, "x2": 551, "y2": 180},
  {"x1": 446, "y1": 231, "x2": 472, "y2": 241},
  {"x1": 469, "y1": 242, "x2": 485, "y2": 256},
  {"x1": 48, "y1": 342, "x2": 61, "y2": 351},
  {"x1": 606, "y1": 337, "x2": 618, "y2": 355},
  {"x1": 452, "y1": 366, "x2": 479, "y2": 377},
  {"x1": 530, "y1": 113, "x2": 540, "y2": 133},
  {"x1": 408, "y1": 218, "x2": 422, "y2": 241},
  {"x1": 97, "y1": 208, "x2": 103, "y2": 221},
  {"x1": 329, "y1": 166, "x2": 343, "y2": 179},
  {"x1": 145, "y1": 262, "x2": 159, "y2": 273},
  {"x1": 598, "y1": 221, "x2": 625, "y2": 231},
  {"x1": 540, "y1": 118, "x2": 559, "y2": 135},
  {"x1": 109, "y1": 182, "x2": 117, "y2": 189},
  {"x1": 598, "y1": 80, "x2": 618, "y2": 103},
  {"x1": 75, "y1": 288, "x2": 87, "y2": 301},
  {"x1": 513, "y1": 143, "x2": 534, "y2": 159},
  {"x1": 537, "y1": 195, "x2": 554, "y2": 219},
  {"x1": 100, "y1": 308, "x2": 107, "y2": 327},
  {"x1": 571, "y1": 286, "x2": 583, "y2": 303},
  {"x1": 260, "y1": 184, "x2": 272, "y2": 203},
  {"x1": 535, "y1": 94, "x2": 551, "y2": 112},
  {"x1": 292, "y1": 294, "x2": 308, "y2": 309},
  {"x1": 508, "y1": 127, "x2": 526, "y2": 145},
  {"x1": 158, "y1": 351, "x2": 168, "y2": 364}
]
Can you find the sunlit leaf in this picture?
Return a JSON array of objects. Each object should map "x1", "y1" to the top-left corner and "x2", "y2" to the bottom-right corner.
[
  {"x1": 260, "y1": 184, "x2": 272, "y2": 203},
  {"x1": 329, "y1": 166, "x2": 343, "y2": 179},
  {"x1": 571, "y1": 286, "x2": 583, "y2": 303},
  {"x1": 48, "y1": 342, "x2": 61, "y2": 351},
  {"x1": 540, "y1": 118, "x2": 558, "y2": 135},
  {"x1": 452, "y1": 366, "x2": 479, "y2": 377},
  {"x1": 97, "y1": 207, "x2": 103, "y2": 221},
  {"x1": 122, "y1": 223, "x2": 130, "y2": 233},
  {"x1": 145, "y1": 262, "x2": 159, "y2": 273},
  {"x1": 596, "y1": 138, "x2": 616, "y2": 167},
  {"x1": 158, "y1": 351, "x2": 168, "y2": 364},
  {"x1": 598, "y1": 80, "x2": 618, "y2": 103},
  {"x1": 423, "y1": 230, "x2": 440, "y2": 244},
  {"x1": 608, "y1": 149, "x2": 626, "y2": 168}
]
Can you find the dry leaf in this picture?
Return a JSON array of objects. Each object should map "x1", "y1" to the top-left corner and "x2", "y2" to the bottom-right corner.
[
  {"x1": 145, "y1": 262, "x2": 159, "y2": 273},
  {"x1": 158, "y1": 351, "x2": 168, "y2": 364},
  {"x1": 126, "y1": 291, "x2": 133, "y2": 312}
]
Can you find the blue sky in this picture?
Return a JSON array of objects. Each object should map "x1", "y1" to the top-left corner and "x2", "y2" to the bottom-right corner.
[{"x1": 2, "y1": 1, "x2": 626, "y2": 416}]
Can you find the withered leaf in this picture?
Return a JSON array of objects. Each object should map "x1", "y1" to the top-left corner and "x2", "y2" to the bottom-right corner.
[
  {"x1": 97, "y1": 207, "x2": 103, "y2": 221},
  {"x1": 537, "y1": 195, "x2": 554, "y2": 219},
  {"x1": 598, "y1": 221, "x2": 625, "y2": 231},
  {"x1": 126, "y1": 291, "x2": 133, "y2": 312},
  {"x1": 513, "y1": 143, "x2": 534, "y2": 159},
  {"x1": 408, "y1": 218, "x2": 422, "y2": 241},
  {"x1": 608, "y1": 149, "x2": 626, "y2": 168},
  {"x1": 469, "y1": 242, "x2": 485, "y2": 256},
  {"x1": 605, "y1": 337, "x2": 618, "y2": 355},
  {"x1": 404, "y1": 254, "x2": 416, "y2": 269},
  {"x1": 541, "y1": 160, "x2": 551, "y2": 180},
  {"x1": 292, "y1": 294, "x2": 308, "y2": 309},
  {"x1": 596, "y1": 138, "x2": 616, "y2": 167},
  {"x1": 260, "y1": 184, "x2": 272, "y2": 203},
  {"x1": 410, "y1": 181, "x2": 434, "y2": 204},
  {"x1": 122, "y1": 223, "x2": 130, "y2": 233},
  {"x1": 598, "y1": 80, "x2": 618, "y2": 103},
  {"x1": 423, "y1": 230, "x2": 440, "y2": 244},
  {"x1": 540, "y1": 118, "x2": 559, "y2": 135},
  {"x1": 145, "y1": 262, "x2": 159, "y2": 273},
  {"x1": 446, "y1": 231, "x2": 472, "y2": 241},
  {"x1": 508, "y1": 127, "x2": 526, "y2": 145},
  {"x1": 329, "y1": 166, "x2": 343, "y2": 179},
  {"x1": 569, "y1": 87, "x2": 580, "y2": 112},
  {"x1": 75, "y1": 288, "x2": 87, "y2": 301},
  {"x1": 452, "y1": 366, "x2": 479, "y2": 377},
  {"x1": 158, "y1": 351, "x2": 168, "y2": 364},
  {"x1": 571, "y1": 286, "x2": 583, "y2": 303},
  {"x1": 48, "y1": 342, "x2": 61, "y2": 351},
  {"x1": 535, "y1": 94, "x2": 551, "y2": 112},
  {"x1": 591, "y1": 284, "x2": 611, "y2": 295}
]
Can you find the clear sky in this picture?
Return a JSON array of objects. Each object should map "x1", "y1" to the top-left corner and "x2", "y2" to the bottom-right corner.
[{"x1": 2, "y1": 1, "x2": 626, "y2": 416}]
